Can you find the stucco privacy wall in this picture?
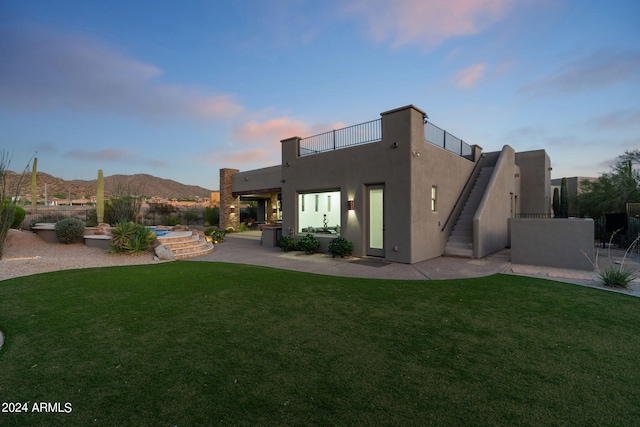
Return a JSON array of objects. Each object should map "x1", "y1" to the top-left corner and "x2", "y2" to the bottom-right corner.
[
  {"x1": 515, "y1": 150, "x2": 551, "y2": 216},
  {"x1": 509, "y1": 218, "x2": 594, "y2": 270},
  {"x1": 473, "y1": 145, "x2": 520, "y2": 258},
  {"x1": 280, "y1": 105, "x2": 480, "y2": 263}
]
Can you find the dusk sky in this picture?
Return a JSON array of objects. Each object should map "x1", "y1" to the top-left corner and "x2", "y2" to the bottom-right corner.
[{"x1": 1, "y1": 0, "x2": 639, "y2": 190}]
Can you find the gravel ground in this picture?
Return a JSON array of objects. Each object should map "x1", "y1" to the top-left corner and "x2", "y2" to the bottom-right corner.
[{"x1": 0, "y1": 229, "x2": 162, "y2": 281}]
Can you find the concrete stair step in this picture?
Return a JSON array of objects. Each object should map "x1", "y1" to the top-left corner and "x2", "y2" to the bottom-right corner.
[
  {"x1": 443, "y1": 246, "x2": 473, "y2": 258},
  {"x1": 445, "y1": 241, "x2": 473, "y2": 249},
  {"x1": 448, "y1": 235, "x2": 472, "y2": 244}
]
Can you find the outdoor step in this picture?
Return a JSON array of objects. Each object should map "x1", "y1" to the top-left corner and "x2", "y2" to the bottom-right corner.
[
  {"x1": 445, "y1": 241, "x2": 473, "y2": 249},
  {"x1": 448, "y1": 235, "x2": 473, "y2": 244},
  {"x1": 443, "y1": 246, "x2": 473, "y2": 258},
  {"x1": 451, "y1": 229, "x2": 472, "y2": 238},
  {"x1": 159, "y1": 233, "x2": 201, "y2": 249},
  {"x1": 174, "y1": 242, "x2": 214, "y2": 260},
  {"x1": 171, "y1": 238, "x2": 209, "y2": 254}
]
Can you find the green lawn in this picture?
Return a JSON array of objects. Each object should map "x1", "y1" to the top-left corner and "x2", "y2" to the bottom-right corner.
[{"x1": 0, "y1": 262, "x2": 639, "y2": 426}]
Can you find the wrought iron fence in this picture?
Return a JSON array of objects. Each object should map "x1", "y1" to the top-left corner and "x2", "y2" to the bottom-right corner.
[
  {"x1": 18, "y1": 206, "x2": 213, "y2": 229},
  {"x1": 299, "y1": 119, "x2": 382, "y2": 156},
  {"x1": 424, "y1": 121, "x2": 473, "y2": 159}
]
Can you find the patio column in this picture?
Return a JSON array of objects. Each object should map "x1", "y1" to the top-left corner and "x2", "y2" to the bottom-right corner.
[
  {"x1": 219, "y1": 168, "x2": 240, "y2": 231},
  {"x1": 268, "y1": 193, "x2": 278, "y2": 223}
]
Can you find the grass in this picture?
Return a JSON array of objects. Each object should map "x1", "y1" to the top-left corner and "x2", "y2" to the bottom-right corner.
[{"x1": 0, "y1": 262, "x2": 639, "y2": 426}]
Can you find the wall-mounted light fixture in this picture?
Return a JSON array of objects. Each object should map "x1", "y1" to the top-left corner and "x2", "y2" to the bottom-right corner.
[
  {"x1": 230, "y1": 206, "x2": 235, "y2": 214},
  {"x1": 348, "y1": 200, "x2": 355, "y2": 211},
  {"x1": 392, "y1": 142, "x2": 398, "y2": 148},
  {"x1": 412, "y1": 150, "x2": 421, "y2": 157},
  {"x1": 245, "y1": 177, "x2": 249, "y2": 181},
  {"x1": 272, "y1": 208, "x2": 277, "y2": 214}
]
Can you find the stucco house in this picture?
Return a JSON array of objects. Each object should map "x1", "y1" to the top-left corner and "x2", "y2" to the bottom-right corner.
[{"x1": 219, "y1": 104, "x2": 551, "y2": 264}]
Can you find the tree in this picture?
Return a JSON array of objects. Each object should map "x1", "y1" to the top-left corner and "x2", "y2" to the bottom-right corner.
[
  {"x1": 577, "y1": 150, "x2": 640, "y2": 217},
  {"x1": 0, "y1": 151, "x2": 32, "y2": 259},
  {"x1": 560, "y1": 177, "x2": 569, "y2": 218},
  {"x1": 552, "y1": 187, "x2": 560, "y2": 217}
]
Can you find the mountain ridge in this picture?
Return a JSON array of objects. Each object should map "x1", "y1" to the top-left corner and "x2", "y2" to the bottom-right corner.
[{"x1": 5, "y1": 171, "x2": 214, "y2": 200}]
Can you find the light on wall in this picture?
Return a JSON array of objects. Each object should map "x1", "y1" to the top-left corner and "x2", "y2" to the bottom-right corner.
[
  {"x1": 348, "y1": 200, "x2": 355, "y2": 211},
  {"x1": 412, "y1": 150, "x2": 421, "y2": 157},
  {"x1": 230, "y1": 205, "x2": 235, "y2": 214}
]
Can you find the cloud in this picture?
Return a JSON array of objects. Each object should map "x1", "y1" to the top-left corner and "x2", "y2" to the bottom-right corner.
[
  {"x1": 522, "y1": 50, "x2": 640, "y2": 96},
  {"x1": 590, "y1": 108, "x2": 640, "y2": 130},
  {"x1": 65, "y1": 148, "x2": 133, "y2": 162},
  {"x1": 344, "y1": 0, "x2": 516, "y2": 48},
  {"x1": 0, "y1": 24, "x2": 244, "y2": 120},
  {"x1": 234, "y1": 118, "x2": 312, "y2": 143},
  {"x1": 453, "y1": 63, "x2": 487, "y2": 89}
]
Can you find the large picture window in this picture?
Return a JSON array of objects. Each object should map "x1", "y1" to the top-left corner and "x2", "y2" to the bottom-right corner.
[{"x1": 298, "y1": 190, "x2": 341, "y2": 235}]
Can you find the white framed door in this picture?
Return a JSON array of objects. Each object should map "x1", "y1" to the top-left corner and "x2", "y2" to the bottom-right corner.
[{"x1": 367, "y1": 185, "x2": 385, "y2": 257}]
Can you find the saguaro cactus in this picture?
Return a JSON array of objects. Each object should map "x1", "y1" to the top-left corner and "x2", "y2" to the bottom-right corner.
[
  {"x1": 97, "y1": 169, "x2": 105, "y2": 223},
  {"x1": 31, "y1": 157, "x2": 37, "y2": 212}
]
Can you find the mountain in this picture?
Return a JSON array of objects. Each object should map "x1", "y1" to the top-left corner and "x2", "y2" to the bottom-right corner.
[{"x1": 5, "y1": 172, "x2": 214, "y2": 200}]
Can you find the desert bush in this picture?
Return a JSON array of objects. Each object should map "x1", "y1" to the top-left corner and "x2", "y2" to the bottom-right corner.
[
  {"x1": 110, "y1": 220, "x2": 156, "y2": 255},
  {"x1": 55, "y1": 217, "x2": 86, "y2": 244},
  {"x1": 181, "y1": 209, "x2": 199, "y2": 224},
  {"x1": 204, "y1": 227, "x2": 226, "y2": 242},
  {"x1": 297, "y1": 233, "x2": 319, "y2": 254},
  {"x1": 328, "y1": 236, "x2": 354, "y2": 258},
  {"x1": 599, "y1": 267, "x2": 636, "y2": 288},
  {"x1": 0, "y1": 202, "x2": 26, "y2": 229},
  {"x1": 278, "y1": 236, "x2": 298, "y2": 252},
  {"x1": 225, "y1": 226, "x2": 235, "y2": 233},
  {"x1": 204, "y1": 207, "x2": 219, "y2": 227}
]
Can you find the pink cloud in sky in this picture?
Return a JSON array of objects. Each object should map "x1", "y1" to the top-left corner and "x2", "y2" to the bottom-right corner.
[
  {"x1": 234, "y1": 118, "x2": 312, "y2": 143},
  {"x1": 453, "y1": 63, "x2": 487, "y2": 89},
  {"x1": 344, "y1": 0, "x2": 515, "y2": 47}
]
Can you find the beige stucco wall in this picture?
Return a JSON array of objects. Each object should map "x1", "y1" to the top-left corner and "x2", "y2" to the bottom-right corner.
[
  {"x1": 510, "y1": 218, "x2": 594, "y2": 270},
  {"x1": 515, "y1": 150, "x2": 551, "y2": 216},
  {"x1": 232, "y1": 165, "x2": 282, "y2": 194},
  {"x1": 474, "y1": 145, "x2": 520, "y2": 258},
  {"x1": 280, "y1": 105, "x2": 479, "y2": 263}
]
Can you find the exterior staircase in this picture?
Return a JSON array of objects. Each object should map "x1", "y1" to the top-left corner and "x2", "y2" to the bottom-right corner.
[
  {"x1": 444, "y1": 167, "x2": 494, "y2": 258},
  {"x1": 157, "y1": 230, "x2": 214, "y2": 259}
]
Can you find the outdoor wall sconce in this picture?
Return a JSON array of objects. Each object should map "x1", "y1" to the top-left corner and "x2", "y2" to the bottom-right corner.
[
  {"x1": 272, "y1": 208, "x2": 277, "y2": 214},
  {"x1": 348, "y1": 200, "x2": 355, "y2": 211},
  {"x1": 412, "y1": 150, "x2": 421, "y2": 157},
  {"x1": 392, "y1": 142, "x2": 398, "y2": 148},
  {"x1": 245, "y1": 177, "x2": 249, "y2": 181},
  {"x1": 230, "y1": 206, "x2": 235, "y2": 214}
]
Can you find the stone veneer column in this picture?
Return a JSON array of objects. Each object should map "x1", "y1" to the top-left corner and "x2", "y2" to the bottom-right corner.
[
  {"x1": 268, "y1": 193, "x2": 279, "y2": 223},
  {"x1": 219, "y1": 168, "x2": 240, "y2": 230}
]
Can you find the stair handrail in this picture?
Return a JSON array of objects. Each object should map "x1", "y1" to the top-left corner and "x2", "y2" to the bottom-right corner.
[{"x1": 441, "y1": 155, "x2": 485, "y2": 232}]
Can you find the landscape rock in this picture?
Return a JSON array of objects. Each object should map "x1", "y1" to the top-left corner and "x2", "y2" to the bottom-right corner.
[{"x1": 154, "y1": 244, "x2": 175, "y2": 261}]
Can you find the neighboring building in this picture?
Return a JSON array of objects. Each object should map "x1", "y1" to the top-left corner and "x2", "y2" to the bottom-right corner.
[
  {"x1": 220, "y1": 105, "x2": 551, "y2": 264},
  {"x1": 550, "y1": 177, "x2": 598, "y2": 217}
]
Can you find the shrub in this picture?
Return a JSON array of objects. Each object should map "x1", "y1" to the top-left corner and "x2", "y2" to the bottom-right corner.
[
  {"x1": 205, "y1": 227, "x2": 226, "y2": 242},
  {"x1": 278, "y1": 236, "x2": 298, "y2": 252},
  {"x1": 110, "y1": 220, "x2": 156, "y2": 255},
  {"x1": 204, "y1": 207, "x2": 219, "y2": 227},
  {"x1": 11, "y1": 205, "x2": 25, "y2": 229},
  {"x1": 328, "y1": 236, "x2": 354, "y2": 258},
  {"x1": 225, "y1": 226, "x2": 235, "y2": 233},
  {"x1": 162, "y1": 215, "x2": 180, "y2": 226},
  {"x1": 297, "y1": 233, "x2": 319, "y2": 255},
  {"x1": 599, "y1": 267, "x2": 636, "y2": 288},
  {"x1": 183, "y1": 209, "x2": 200, "y2": 224},
  {"x1": 55, "y1": 217, "x2": 86, "y2": 244}
]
